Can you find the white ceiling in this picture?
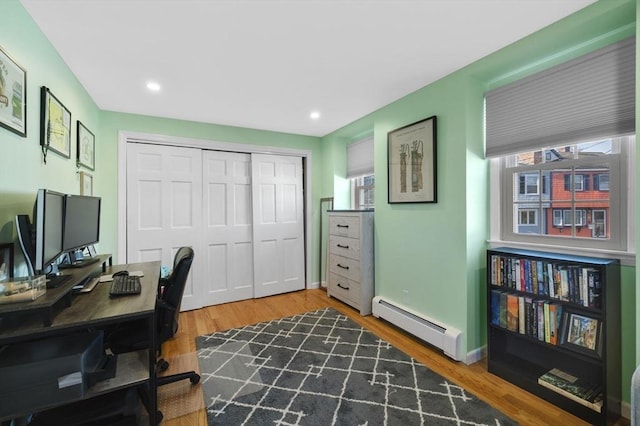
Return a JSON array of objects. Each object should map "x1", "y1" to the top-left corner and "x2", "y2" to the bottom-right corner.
[{"x1": 20, "y1": 0, "x2": 596, "y2": 137}]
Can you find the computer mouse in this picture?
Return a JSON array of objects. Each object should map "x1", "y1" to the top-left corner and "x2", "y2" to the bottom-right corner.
[{"x1": 113, "y1": 270, "x2": 129, "y2": 277}]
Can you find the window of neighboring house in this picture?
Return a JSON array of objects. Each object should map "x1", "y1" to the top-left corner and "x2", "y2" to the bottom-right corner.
[
  {"x1": 518, "y1": 209, "x2": 537, "y2": 226},
  {"x1": 498, "y1": 136, "x2": 633, "y2": 251},
  {"x1": 519, "y1": 174, "x2": 539, "y2": 195},
  {"x1": 596, "y1": 173, "x2": 609, "y2": 191}
]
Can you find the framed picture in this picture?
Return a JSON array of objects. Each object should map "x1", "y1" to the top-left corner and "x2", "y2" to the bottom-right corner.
[
  {"x1": 80, "y1": 171, "x2": 93, "y2": 196},
  {"x1": 0, "y1": 242, "x2": 14, "y2": 280},
  {"x1": 77, "y1": 121, "x2": 95, "y2": 170},
  {"x1": 560, "y1": 309, "x2": 602, "y2": 357},
  {"x1": 40, "y1": 86, "x2": 72, "y2": 159},
  {"x1": 0, "y1": 46, "x2": 27, "y2": 137},
  {"x1": 387, "y1": 116, "x2": 437, "y2": 203}
]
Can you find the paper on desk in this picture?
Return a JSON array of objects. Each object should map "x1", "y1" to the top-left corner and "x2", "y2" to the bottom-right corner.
[{"x1": 99, "y1": 270, "x2": 144, "y2": 282}]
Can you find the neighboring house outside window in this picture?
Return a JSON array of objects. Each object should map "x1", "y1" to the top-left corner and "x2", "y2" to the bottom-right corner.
[{"x1": 498, "y1": 136, "x2": 632, "y2": 252}]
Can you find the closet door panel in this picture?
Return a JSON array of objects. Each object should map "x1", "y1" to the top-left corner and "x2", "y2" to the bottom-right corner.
[
  {"x1": 126, "y1": 143, "x2": 203, "y2": 310},
  {"x1": 252, "y1": 154, "x2": 305, "y2": 298},
  {"x1": 203, "y1": 150, "x2": 253, "y2": 305}
]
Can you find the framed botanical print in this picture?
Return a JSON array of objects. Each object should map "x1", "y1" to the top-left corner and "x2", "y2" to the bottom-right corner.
[
  {"x1": 77, "y1": 121, "x2": 95, "y2": 170},
  {"x1": 388, "y1": 116, "x2": 437, "y2": 203},
  {"x1": 40, "y1": 86, "x2": 71, "y2": 160}
]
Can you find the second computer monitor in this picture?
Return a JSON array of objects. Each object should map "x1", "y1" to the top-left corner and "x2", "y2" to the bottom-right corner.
[{"x1": 62, "y1": 194, "x2": 101, "y2": 253}]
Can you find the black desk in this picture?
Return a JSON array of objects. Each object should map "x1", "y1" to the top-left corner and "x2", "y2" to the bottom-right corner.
[{"x1": 0, "y1": 258, "x2": 160, "y2": 424}]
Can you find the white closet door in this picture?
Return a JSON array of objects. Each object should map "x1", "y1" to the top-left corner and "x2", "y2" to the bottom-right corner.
[
  {"x1": 126, "y1": 143, "x2": 203, "y2": 311},
  {"x1": 202, "y1": 150, "x2": 254, "y2": 305},
  {"x1": 252, "y1": 154, "x2": 305, "y2": 298}
]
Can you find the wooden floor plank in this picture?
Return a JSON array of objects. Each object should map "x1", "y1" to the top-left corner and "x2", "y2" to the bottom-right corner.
[{"x1": 160, "y1": 288, "x2": 623, "y2": 426}]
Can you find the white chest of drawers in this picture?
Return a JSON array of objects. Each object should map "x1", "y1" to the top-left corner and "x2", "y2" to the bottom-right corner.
[{"x1": 326, "y1": 211, "x2": 374, "y2": 315}]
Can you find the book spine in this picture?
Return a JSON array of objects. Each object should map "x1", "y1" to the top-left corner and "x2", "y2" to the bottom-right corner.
[
  {"x1": 518, "y1": 296, "x2": 525, "y2": 334},
  {"x1": 543, "y1": 302, "x2": 551, "y2": 343}
]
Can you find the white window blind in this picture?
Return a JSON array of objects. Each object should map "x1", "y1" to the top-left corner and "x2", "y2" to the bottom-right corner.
[
  {"x1": 485, "y1": 36, "x2": 635, "y2": 158},
  {"x1": 347, "y1": 136, "x2": 374, "y2": 178}
]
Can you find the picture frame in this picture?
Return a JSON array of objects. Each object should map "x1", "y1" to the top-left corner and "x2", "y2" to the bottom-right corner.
[
  {"x1": 40, "y1": 86, "x2": 72, "y2": 159},
  {"x1": 387, "y1": 116, "x2": 437, "y2": 203},
  {"x1": 0, "y1": 242, "x2": 14, "y2": 280},
  {"x1": 0, "y1": 46, "x2": 27, "y2": 137},
  {"x1": 80, "y1": 171, "x2": 93, "y2": 196},
  {"x1": 77, "y1": 121, "x2": 95, "y2": 170},
  {"x1": 560, "y1": 309, "x2": 602, "y2": 357}
]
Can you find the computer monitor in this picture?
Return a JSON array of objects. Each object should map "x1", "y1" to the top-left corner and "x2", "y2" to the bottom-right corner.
[
  {"x1": 62, "y1": 194, "x2": 101, "y2": 254},
  {"x1": 34, "y1": 189, "x2": 65, "y2": 275}
]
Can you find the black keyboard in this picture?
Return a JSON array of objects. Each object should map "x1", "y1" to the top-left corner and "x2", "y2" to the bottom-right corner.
[
  {"x1": 109, "y1": 276, "x2": 142, "y2": 297},
  {"x1": 46, "y1": 274, "x2": 72, "y2": 289}
]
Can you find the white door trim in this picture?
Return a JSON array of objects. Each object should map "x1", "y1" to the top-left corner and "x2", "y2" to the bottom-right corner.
[{"x1": 117, "y1": 130, "x2": 313, "y2": 290}]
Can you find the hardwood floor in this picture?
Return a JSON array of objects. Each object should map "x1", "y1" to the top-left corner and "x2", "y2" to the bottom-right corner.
[{"x1": 160, "y1": 288, "x2": 620, "y2": 426}]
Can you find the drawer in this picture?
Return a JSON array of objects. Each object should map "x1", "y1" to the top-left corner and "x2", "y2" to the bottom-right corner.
[
  {"x1": 328, "y1": 235, "x2": 360, "y2": 261},
  {"x1": 328, "y1": 254, "x2": 361, "y2": 282},
  {"x1": 328, "y1": 215, "x2": 361, "y2": 238},
  {"x1": 328, "y1": 272, "x2": 361, "y2": 307}
]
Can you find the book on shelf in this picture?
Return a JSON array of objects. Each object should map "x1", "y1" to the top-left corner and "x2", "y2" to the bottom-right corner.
[
  {"x1": 498, "y1": 292, "x2": 507, "y2": 328},
  {"x1": 538, "y1": 368, "x2": 603, "y2": 413},
  {"x1": 490, "y1": 290, "x2": 501, "y2": 326},
  {"x1": 506, "y1": 294, "x2": 519, "y2": 332}
]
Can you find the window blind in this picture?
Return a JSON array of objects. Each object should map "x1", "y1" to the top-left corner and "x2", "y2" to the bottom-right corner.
[
  {"x1": 347, "y1": 136, "x2": 374, "y2": 178},
  {"x1": 485, "y1": 36, "x2": 635, "y2": 158}
]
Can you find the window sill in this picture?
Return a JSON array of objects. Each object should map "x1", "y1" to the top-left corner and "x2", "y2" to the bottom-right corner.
[{"x1": 487, "y1": 239, "x2": 636, "y2": 267}]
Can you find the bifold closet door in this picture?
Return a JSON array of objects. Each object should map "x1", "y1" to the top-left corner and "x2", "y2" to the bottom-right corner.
[
  {"x1": 126, "y1": 143, "x2": 203, "y2": 311},
  {"x1": 202, "y1": 150, "x2": 254, "y2": 305},
  {"x1": 252, "y1": 154, "x2": 305, "y2": 298}
]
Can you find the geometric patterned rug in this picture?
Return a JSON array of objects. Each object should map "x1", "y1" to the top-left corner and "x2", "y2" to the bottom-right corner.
[{"x1": 196, "y1": 308, "x2": 517, "y2": 425}]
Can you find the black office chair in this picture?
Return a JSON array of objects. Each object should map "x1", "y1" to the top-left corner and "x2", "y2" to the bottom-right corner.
[{"x1": 107, "y1": 247, "x2": 200, "y2": 421}]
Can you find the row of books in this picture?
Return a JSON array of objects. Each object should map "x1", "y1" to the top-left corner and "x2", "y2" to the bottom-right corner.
[
  {"x1": 538, "y1": 368, "x2": 603, "y2": 413},
  {"x1": 491, "y1": 290, "x2": 562, "y2": 344},
  {"x1": 489, "y1": 255, "x2": 602, "y2": 309}
]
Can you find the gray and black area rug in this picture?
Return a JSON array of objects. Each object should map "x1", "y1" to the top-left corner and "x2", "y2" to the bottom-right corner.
[{"x1": 196, "y1": 308, "x2": 517, "y2": 425}]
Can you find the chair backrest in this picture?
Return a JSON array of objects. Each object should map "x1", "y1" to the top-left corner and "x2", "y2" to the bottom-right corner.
[{"x1": 157, "y1": 246, "x2": 194, "y2": 343}]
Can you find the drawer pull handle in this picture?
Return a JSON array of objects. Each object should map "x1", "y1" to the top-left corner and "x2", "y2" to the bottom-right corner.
[
  {"x1": 337, "y1": 264, "x2": 349, "y2": 270},
  {"x1": 337, "y1": 224, "x2": 349, "y2": 228},
  {"x1": 337, "y1": 244, "x2": 350, "y2": 249},
  {"x1": 337, "y1": 283, "x2": 350, "y2": 290}
]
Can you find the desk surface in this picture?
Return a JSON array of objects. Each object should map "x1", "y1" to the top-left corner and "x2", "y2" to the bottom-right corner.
[{"x1": 0, "y1": 261, "x2": 160, "y2": 344}]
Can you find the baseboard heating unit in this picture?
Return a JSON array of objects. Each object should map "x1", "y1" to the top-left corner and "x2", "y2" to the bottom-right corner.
[{"x1": 372, "y1": 296, "x2": 463, "y2": 361}]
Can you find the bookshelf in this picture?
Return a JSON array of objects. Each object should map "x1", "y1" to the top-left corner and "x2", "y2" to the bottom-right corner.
[{"x1": 486, "y1": 247, "x2": 620, "y2": 425}]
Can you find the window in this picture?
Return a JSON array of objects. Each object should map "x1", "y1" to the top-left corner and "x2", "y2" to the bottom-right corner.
[
  {"x1": 486, "y1": 37, "x2": 634, "y2": 258},
  {"x1": 596, "y1": 174, "x2": 609, "y2": 191},
  {"x1": 498, "y1": 136, "x2": 632, "y2": 251},
  {"x1": 347, "y1": 135, "x2": 374, "y2": 210},
  {"x1": 352, "y1": 175, "x2": 375, "y2": 210},
  {"x1": 519, "y1": 174, "x2": 539, "y2": 195},
  {"x1": 518, "y1": 209, "x2": 537, "y2": 226}
]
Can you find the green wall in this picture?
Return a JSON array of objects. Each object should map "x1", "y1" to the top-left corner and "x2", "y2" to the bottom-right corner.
[
  {"x1": 321, "y1": 0, "x2": 637, "y2": 404},
  {"x1": 0, "y1": 0, "x2": 101, "y2": 275}
]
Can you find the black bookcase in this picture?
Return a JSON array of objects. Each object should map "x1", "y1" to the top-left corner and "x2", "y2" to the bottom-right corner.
[{"x1": 486, "y1": 247, "x2": 620, "y2": 425}]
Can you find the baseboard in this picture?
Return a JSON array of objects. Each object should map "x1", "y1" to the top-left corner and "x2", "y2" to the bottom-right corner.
[
  {"x1": 307, "y1": 281, "x2": 321, "y2": 289},
  {"x1": 620, "y1": 400, "x2": 630, "y2": 420},
  {"x1": 466, "y1": 345, "x2": 486, "y2": 365}
]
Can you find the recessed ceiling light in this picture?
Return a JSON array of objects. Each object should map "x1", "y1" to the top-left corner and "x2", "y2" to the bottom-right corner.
[
  {"x1": 146, "y1": 81, "x2": 161, "y2": 92},
  {"x1": 310, "y1": 111, "x2": 321, "y2": 120}
]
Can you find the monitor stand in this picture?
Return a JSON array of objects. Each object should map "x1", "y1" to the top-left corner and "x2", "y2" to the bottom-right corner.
[{"x1": 58, "y1": 249, "x2": 101, "y2": 269}]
